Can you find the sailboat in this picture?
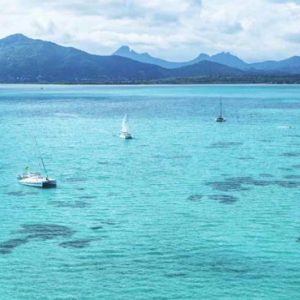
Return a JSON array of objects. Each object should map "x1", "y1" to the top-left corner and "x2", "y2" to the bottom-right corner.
[
  {"x1": 17, "y1": 139, "x2": 57, "y2": 188},
  {"x1": 120, "y1": 114, "x2": 133, "y2": 139},
  {"x1": 215, "y1": 99, "x2": 226, "y2": 123}
]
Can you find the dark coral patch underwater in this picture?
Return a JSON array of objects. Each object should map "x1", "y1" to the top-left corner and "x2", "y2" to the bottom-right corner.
[
  {"x1": 186, "y1": 194, "x2": 238, "y2": 204},
  {"x1": 18, "y1": 224, "x2": 75, "y2": 241},
  {"x1": 0, "y1": 224, "x2": 77, "y2": 255},
  {"x1": 206, "y1": 176, "x2": 300, "y2": 192},
  {"x1": 205, "y1": 177, "x2": 252, "y2": 192},
  {"x1": 0, "y1": 238, "x2": 28, "y2": 254}
]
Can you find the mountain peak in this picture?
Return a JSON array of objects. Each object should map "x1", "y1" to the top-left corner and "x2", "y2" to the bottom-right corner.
[
  {"x1": 213, "y1": 52, "x2": 235, "y2": 58},
  {"x1": 196, "y1": 53, "x2": 210, "y2": 60},
  {"x1": 4, "y1": 33, "x2": 29, "y2": 40},
  {"x1": 0, "y1": 33, "x2": 31, "y2": 44},
  {"x1": 114, "y1": 45, "x2": 132, "y2": 56},
  {"x1": 209, "y1": 51, "x2": 248, "y2": 69}
]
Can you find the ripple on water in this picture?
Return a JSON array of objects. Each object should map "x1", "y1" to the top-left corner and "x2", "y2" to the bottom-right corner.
[
  {"x1": 90, "y1": 220, "x2": 116, "y2": 230},
  {"x1": 164, "y1": 272, "x2": 187, "y2": 278},
  {"x1": 206, "y1": 142, "x2": 243, "y2": 149},
  {"x1": 78, "y1": 195, "x2": 97, "y2": 200},
  {"x1": 238, "y1": 156, "x2": 255, "y2": 160},
  {"x1": 259, "y1": 173, "x2": 274, "y2": 178},
  {"x1": 90, "y1": 225, "x2": 103, "y2": 230},
  {"x1": 186, "y1": 194, "x2": 203, "y2": 202},
  {"x1": 51, "y1": 200, "x2": 89, "y2": 208},
  {"x1": 284, "y1": 175, "x2": 300, "y2": 179},
  {"x1": 208, "y1": 194, "x2": 238, "y2": 204},
  {"x1": 5, "y1": 191, "x2": 38, "y2": 197},
  {"x1": 281, "y1": 152, "x2": 300, "y2": 157},
  {"x1": 279, "y1": 167, "x2": 294, "y2": 171},
  {"x1": 65, "y1": 177, "x2": 87, "y2": 183},
  {"x1": 59, "y1": 239, "x2": 91, "y2": 249},
  {"x1": 275, "y1": 180, "x2": 300, "y2": 188}
]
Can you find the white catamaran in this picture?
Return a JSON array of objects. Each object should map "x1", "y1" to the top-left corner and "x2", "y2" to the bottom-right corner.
[
  {"x1": 216, "y1": 99, "x2": 226, "y2": 123},
  {"x1": 18, "y1": 168, "x2": 56, "y2": 188},
  {"x1": 120, "y1": 114, "x2": 133, "y2": 139},
  {"x1": 18, "y1": 139, "x2": 56, "y2": 188}
]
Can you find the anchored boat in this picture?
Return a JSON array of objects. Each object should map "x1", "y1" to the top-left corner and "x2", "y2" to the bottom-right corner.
[
  {"x1": 120, "y1": 114, "x2": 133, "y2": 139},
  {"x1": 215, "y1": 99, "x2": 226, "y2": 123},
  {"x1": 18, "y1": 138, "x2": 56, "y2": 188},
  {"x1": 18, "y1": 168, "x2": 56, "y2": 188}
]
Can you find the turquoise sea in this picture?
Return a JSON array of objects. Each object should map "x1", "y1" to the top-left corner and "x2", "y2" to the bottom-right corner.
[{"x1": 1, "y1": 84, "x2": 300, "y2": 300}]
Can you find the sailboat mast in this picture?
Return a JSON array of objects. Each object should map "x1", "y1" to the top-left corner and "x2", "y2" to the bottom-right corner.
[
  {"x1": 220, "y1": 98, "x2": 223, "y2": 116},
  {"x1": 40, "y1": 156, "x2": 48, "y2": 178},
  {"x1": 34, "y1": 136, "x2": 48, "y2": 177},
  {"x1": 122, "y1": 114, "x2": 129, "y2": 133}
]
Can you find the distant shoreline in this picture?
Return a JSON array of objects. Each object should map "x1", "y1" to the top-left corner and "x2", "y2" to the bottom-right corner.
[
  {"x1": 4, "y1": 76, "x2": 300, "y2": 85},
  {"x1": 1, "y1": 75, "x2": 300, "y2": 85},
  {"x1": 1, "y1": 82, "x2": 300, "y2": 85}
]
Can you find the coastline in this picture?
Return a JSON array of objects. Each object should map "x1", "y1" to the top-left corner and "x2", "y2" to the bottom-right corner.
[
  {"x1": 1, "y1": 75, "x2": 300, "y2": 85},
  {"x1": 1, "y1": 82, "x2": 300, "y2": 86}
]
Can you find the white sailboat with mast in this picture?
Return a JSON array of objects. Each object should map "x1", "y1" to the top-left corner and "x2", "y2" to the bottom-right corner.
[
  {"x1": 216, "y1": 98, "x2": 226, "y2": 123},
  {"x1": 18, "y1": 138, "x2": 57, "y2": 188},
  {"x1": 120, "y1": 114, "x2": 133, "y2": 139}
]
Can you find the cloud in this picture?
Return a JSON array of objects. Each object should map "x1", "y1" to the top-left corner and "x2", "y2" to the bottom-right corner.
[{"x1": 0, "y1": 0, "x2": 299, "y2": 61}]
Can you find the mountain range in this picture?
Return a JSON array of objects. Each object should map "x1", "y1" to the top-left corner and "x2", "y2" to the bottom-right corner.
[
  {"x1": 113, "y1": 45, "x2": 300, "y2": 74},
  {"x1": 113, "y1": 46, "x2": 248, "y2": 70},
  {"x1": 0, "y1": 33, "x2": 299, "y2": 83}
]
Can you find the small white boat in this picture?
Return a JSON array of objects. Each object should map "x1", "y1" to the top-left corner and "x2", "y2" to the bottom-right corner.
[
  {"x1": 18, "y1": 139, "x2": 57, "y2": 188},
  {"x1": 18, "y1": 169, "x2": 56, "y2": 188},
  {"x1": 216, "y1": 99, "x2": 226, "y2": 123},
  {"x1": 120, "y1": 114, "x2": 133, "y2": 139}
]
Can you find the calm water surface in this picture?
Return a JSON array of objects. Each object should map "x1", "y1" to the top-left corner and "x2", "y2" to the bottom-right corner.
[{"x1": 1, "y1": 84, "x2": 300, "y2": 299}]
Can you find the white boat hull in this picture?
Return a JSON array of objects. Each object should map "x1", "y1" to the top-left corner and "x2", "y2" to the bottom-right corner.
[
  {"x1": 18, "y1": 177, "x2": 56, "y2": 188},
  {"x1": 120, "y1": 132, "x2": 133, "y2": 139}
]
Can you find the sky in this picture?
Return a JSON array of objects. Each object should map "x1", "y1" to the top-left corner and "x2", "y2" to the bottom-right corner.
[{"x1": 0, "y1": 0, "x2": 300, "y2": 62}]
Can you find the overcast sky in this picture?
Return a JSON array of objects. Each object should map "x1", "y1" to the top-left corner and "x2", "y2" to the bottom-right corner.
[{"x1": 0, "y1": 0, "x2": 300, "y2": 62}]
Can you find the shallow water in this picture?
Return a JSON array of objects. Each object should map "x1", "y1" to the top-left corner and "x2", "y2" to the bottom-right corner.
[{"x1": 1, "y1": 84, "x2": 300, "y2": 299}]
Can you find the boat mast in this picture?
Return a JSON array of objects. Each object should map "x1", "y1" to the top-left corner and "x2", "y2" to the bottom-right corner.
[
  {"x1": 122, "y1": 114, "x2": 129, "y2": 133},
  {"x1": 220, "y1": 98, "x2": 223, "y2": 117},
  {"x1": 40, "y1": 156, "x2": 48, "y2": 178},
  {"x1": 34, "y1": 136, "x2": 48, "y2": 178}
]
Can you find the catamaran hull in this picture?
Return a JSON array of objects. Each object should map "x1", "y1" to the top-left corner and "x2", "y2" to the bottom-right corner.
[
  {"x1": 18, "y1": 180, "x2": 57, "y2": 188},
  {"x1": 120, "y1": 133, "x2": 133, "y2": 139},
  {"x1": 42, "y1": 180, "x2": 57, "y2": 188},
  {"x1": 216, "y1": 117, "x2": 226, "y2": 123}
]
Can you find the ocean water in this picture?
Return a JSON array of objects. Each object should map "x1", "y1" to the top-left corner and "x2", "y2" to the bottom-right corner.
[{"x1": 1, "y1": 84, "x2": 300, "y2": 299}]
